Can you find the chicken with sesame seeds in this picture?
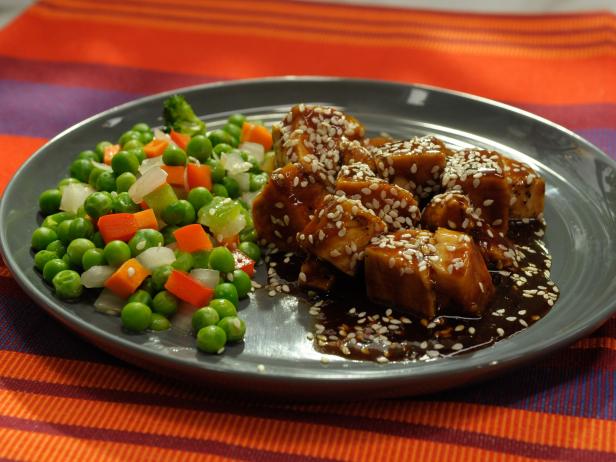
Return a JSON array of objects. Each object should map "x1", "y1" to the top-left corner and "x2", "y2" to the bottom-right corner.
[
  {"x1": 339, "y1": 139, "x2": 377, "y2": 171},
  {"x1": 299, "y1": 256, "x2": 337, "y2": 291},
  {"x1": 297, "y1": 195, "x2": 387, "y2": 276},
  {"x1": 501, "y1": 156, "x2": 545, "y2": 220}
]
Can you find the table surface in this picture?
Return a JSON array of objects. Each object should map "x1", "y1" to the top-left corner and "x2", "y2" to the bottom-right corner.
[{"x1": 1, "y1": 1, "x2": 615, "y2": 461}]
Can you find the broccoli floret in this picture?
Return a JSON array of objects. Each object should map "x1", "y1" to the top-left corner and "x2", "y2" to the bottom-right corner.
[{"x1": 162, "y1": 95, "x2": 206, "y2": 137}]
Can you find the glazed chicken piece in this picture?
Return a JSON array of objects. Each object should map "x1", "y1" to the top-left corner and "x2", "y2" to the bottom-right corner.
[
  {"x1": 336, "y1": 162, "x2": 421, "y2": 229},
  {"x1": 339, "y1": 139, "x2": 377, "y2": 171},
  {"x1": 297, "y1": 195, "x2": 387, "y2": 276},
  {"x1": 501, "y1": 157, "x2": 545, "y2": 220},
  {"x1": 373, "y1": 136, "x2": 449, "y2": 200},
  {"x1": 364, "y1": 228, "x2": 494, "y2": 318},
  {"x1": 299, "y1": 256, "x2": 336, "y2": 291},
  {"x1": 421, "y1": 191, "x2": 517, "y2": 269},
  {"x1": 272, "y1": 104, "x2": 365, "y2": 186},
  {"x1": 252, "y1": 163, "x2": 327, "y2": 251},
  {"x1": 442, "y1": 149, "x2": 511, "y2": 233}
]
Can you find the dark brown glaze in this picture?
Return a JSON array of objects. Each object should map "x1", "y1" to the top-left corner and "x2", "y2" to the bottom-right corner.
[{"x1": 262, "y1": 220, "x2": 558, "y2": 363}]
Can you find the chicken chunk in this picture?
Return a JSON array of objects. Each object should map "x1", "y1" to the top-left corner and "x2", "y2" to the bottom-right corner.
[
  {"x1": 340, "y1": 139, "x2": 377, "y2": 171},
  {"x1": 501, "y1": 156, "x2": 545, "y2": 220},
  {"x1": 421, "y1": 192, "x2": 517, "y2": 269},
  {"x1": 442, "y1": 149, "x2": 511, "y2": 233},
  {"x1": 373, "y1": 136, "x2": 449, "y2": 200},
  {"x1": 252, "y1": 163, "x2": 327, "y2": 250},
  {"x1": 299, "y1": 256, "x2": 336, "y2": 291},
  {"x1": 336, "y1": 162, "x2": 421, "y2": 229},
  {"x1": 364, "y1": 230, "x2": 437, "y2": 318},
  {"x1": 431, "y1": 228, "x2": 495, "y2": 316},
  {"x1": 297, "y1": 195, "x2": 387, "y2": 276}
]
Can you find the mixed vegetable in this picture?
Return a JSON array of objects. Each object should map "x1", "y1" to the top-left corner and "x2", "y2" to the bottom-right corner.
[{"x1": 32, "y1": 95, "x2": 273, "y2": 354}]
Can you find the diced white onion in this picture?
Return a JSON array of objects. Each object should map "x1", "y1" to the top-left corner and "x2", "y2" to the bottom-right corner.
[
  {"x1": 189, "y1": 268, "x2": 220, "y2": 289},
  {"x1": 128, "y1": 167, "x2": 167, "y2": 203},
  {"x1": 221, "y1": 152, "x2": 252, "y2": 175},
  {"x1": 138, "y1": 156, "x2": 164, "y2": 175},
  {"x1": 136, "y1": 246, "x2": 176, "y2": 271},
  {"x1": 82, "y1": 265, "x2": 115, "y2": 288},
  {"x1": 231, "y1": 172, "x2": 250, "y2": 193},
  {"x1": 153, "y1": 128, "x2": 173, "y2": 143},
  {"x1": 94, "y1": 288, "x2": 126, "y2": 315},
  {"x1": 239, "y1": 141, "x2": 265, "y2": 163},
  {"x1": 174, "y1": 302, "x2": 197, "y2": 333},
  {"x1": 60, "y1": 183, "x2": 95, "y2": 213},
  {"x1": 91, "y1": 160, "x2": 112, "y2": 172},
  {"x1": 241, "y1": 191, "x2": 260, "y2": 206},
  {"x1": 217, "y1": 213, "x2": 246, "y2": 239}
]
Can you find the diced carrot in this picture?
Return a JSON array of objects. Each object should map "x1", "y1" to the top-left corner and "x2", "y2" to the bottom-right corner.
[
  {"x1": 241, "y1": 122, "x2": 273, "y2": 151},
  {"x1": 161, "y1": 165, "x2": 186, "y2": 187},
  {"x1": 133, "y1": 208, "x2": 158, "y2": 230},
  {"x1": 186, "y1": 163, "x2": 212, "y2": 190},
  {"x1": 174, "y1": 224, "x2": 212, "y2": 253},
  {"x1": 105, "y1": 258, "x2": 150, "y2": 298},
  {"x1": 97, "y1": 213, "x2": 138, "y2": 243},
  {"x1": 233, "y1": 250, "x2": 255, "y2": 277},
  {"x1": 103, "y1": 144, "x2": 121, "y2": 165},
  {"x1": 170, "y1": 129, "x2": 191, "y2": 151},
  {"x1": 220, "y1": 234, "x2": 239, "y2": 249},
  {"x1": 165, "y1": 270, "x2": 214, "y2": 307},
  {"x1": 143, "y1": 139, "x2": 168, "y2": 158}
]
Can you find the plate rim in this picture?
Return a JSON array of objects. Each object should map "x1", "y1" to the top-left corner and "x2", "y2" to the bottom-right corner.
[{"x1": 2, "y1": 76, "x2": 616, "y2": 392}]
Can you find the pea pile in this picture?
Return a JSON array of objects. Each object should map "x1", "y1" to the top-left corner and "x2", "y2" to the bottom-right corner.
[{"x1": 31, "y1": 95, "x2": 272, "y2": 354}]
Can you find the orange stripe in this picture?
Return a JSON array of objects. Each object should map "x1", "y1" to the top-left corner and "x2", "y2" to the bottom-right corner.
[
  {"x1": 0, "y1": 427, "x2": 234, "y2": 462},
  {"x1": 572, "y1": 337, "x2": 616, "y2": 350},
  {"x1": 2, "y1": 9, "x2": 615, "y2": 105},
  {"x1": 44, "y1": 0, "x2": 616, "y2": 47},
  {"x1": 0, "y1": 135, "x2": 47, "y2": 194},
  {"x1": 0, "y1": 389, "x2": 544, "y2": 462},
  {"x1": 0, "y1": 350, "x2": 614, "y2": 453}
]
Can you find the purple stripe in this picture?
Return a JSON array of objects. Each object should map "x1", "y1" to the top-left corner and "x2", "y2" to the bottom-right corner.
[
  {"x1": 518, "y1": 103, "x2": 616, "y2": 130},
  {"x1": 36, "y1": 1, "x2": 616, "y2": 52},
  {"x1": 0, "y1": 55, "x2": 219, "y2": 95},
  {"x1": 576, "y1": 128, "x2": 616, "y2": 159},
  {"x1": 1, "y1": 376, "x2": 615, "y2": 461}
]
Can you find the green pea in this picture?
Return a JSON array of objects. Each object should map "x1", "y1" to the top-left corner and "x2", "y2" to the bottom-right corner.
[
  {"x1": 192, "y1": 250, "x2": 210, "y2": 269},
  {"x1": 67, "y1": 238, "x2": 95, "y2": 267},
  {"x1": 140, "y1": 131, "x2": 154, "y2": 145},
  {"x1": 213, "y1": 283, "x2": 239, "y2": 308},
  {"x1": 118, "y1": 130, "x2": 141, "y2": 146},
  {"x1": 162, "y1": 145, "x2": 187, "y2": 166},
  {"x1": 42, "y1": 211, "x2": 75, "y2": 231},
  {"x1": 96, "y1": 171, "x2": 116, "y2": 192},
  {"x1": 208, "y1": 129, "x2": 235, "y2": 147},
  {"x1": 122, "y1": 139, "x2": 143, "y2": 151},
  {"x1": 152, "y1": 290, "x2": 179, "y2": 317},
  {"x1": 187, "y1": 187, "x2": 213, "y2": 211},
  {"x1": 81, "y1": 248, "x2": 106, "y2": 271},
  {"x1": 39, "y1": 189, "x2": 62, "y2": 216},
  {"x1": 186, "y1": 135, "x2": 212, "y2": 162},
  {"x1": 218, "y1": 316, "x2": 246, "y2": 342},
  {"x1": 161, "y1": 200, "x2": 195, "y2": 226},
  {"x1": 192, "y1": 306, "x2": 219, "y2": 332},
  {"x1": 171, "y1": 250, "x2": 193, "y2": 272},
  {"x1": 111, "y1": 150, "x2": 140, "y2": 176},
  {"x1": 32, "y1": 227, "x2": 58, "y2": 251},
  {"x1": 77, "y1": 150, "x2": 100, "y2": 162},
  {"x1": 52, "y1": 269, "x2": 83, "y2": 299},
  {"x1": 231, "y1": 269, "x2": 251, "y2": 299},
  {"x1": 208, "y1": 247, "x2": 235, "y2": 273},
  {"x1": 128, "y1": 229, "x2": 164, "y2": 257},
  {"x1": 222, "y1": 177, "x2": 240, "y2": 198},
  {"x1": 227, "y1": 114, "x2": 246, "y2": 128},
  {"x1": 139, "y1": 277, "x2": 156, "y2": 296},
  {"x1": 151, "y1": 264, "x2": 173, "y2": 291},
  {"x1": 209, "y1": 298, "x2": 237, "y2": 319},
  {"x1": 56, "y1": 220, "x2": 74, "y2": 245},
  {"x1": 149, "y1": 313, "x2": 171, "y2": 331},
  {"x1": 34, "y1": 250, "x2": 58, "y2": 271},
  {"x1": 161, "y1": 225, "x2": 179, "y2": 245},
  {"x1": 132, "y1": 122, "x2": 150, "y2": 133},
  {"x1": 83, "y1": 192, "x2": 113, "y2": 220},
  {"x1": 103, "y1": 240, "x2": 131, "y2": 266},
  {"x1": 91, "y1": 231, "x2": 105, "y2": 249},
  {"x1": 68, "y1": 217, "x2": 94, "y2": 240},
  {"x1": 43, "y1": 258, "x2": 69, "y2": 283},
  {"x1": 69, "y1": 158, "x2": 94, "y2": 183},
  {"x1": 115, "y1": 172, "x2": 137, "y2": 193},
  {"x1": 249, "y1": 173, "x2": 268, "y2": 192},
  {"x1": 238, "y1": 241, "x2": 261, "y2": 262},
  {"x1": 128, "y1": 289, "x2": 152, "y2": 307},
  {"x1": 128, "y1": 147, "x2": 146, "y2": 164},
  {"x1": 196, "y1": 325, "x2": 227, "y2": 354},
  {"x1": 88, "y1": 166, "x2": 107, "y2": 188},
  {"x1": 211, "y1": 184, "x2": 228, "y2": 198},
  {"x1": 62, "y1": 253, "x2": 73, "y2": 268},
  {"x1": 213, "y1": 143, "x2": 233, "y2": 156},
  {"x1": 112, "y1": 192, "x2": 140, "y2": 213},
  {"x1": 46, "y1": 240, "x2": 66, "y2": 257},
  {"x1": 223, "y1": 123, "x2": 242, "y2": 142},
  {"x1": 239, "y1": 227, "x2": 257, "y2": 244},
  {"x1": 121, "y1": 302, "x2": 151, "y2": 332},
  {"x1": 95, "y1": 141, "x2": 113, "y2": 158},
  {"x1": 208, "y1": 160, "x2": 226, "y2": 183}
]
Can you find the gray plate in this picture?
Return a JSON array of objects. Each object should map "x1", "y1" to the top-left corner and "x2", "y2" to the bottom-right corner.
[{"x1": 2, "y1": 77, "x2": 616, "y2": 400}]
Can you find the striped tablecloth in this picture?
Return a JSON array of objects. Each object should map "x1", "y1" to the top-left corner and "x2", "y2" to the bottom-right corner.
[{"x1": 1, "y1": 1, "x2": 615, "y2": 460}]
